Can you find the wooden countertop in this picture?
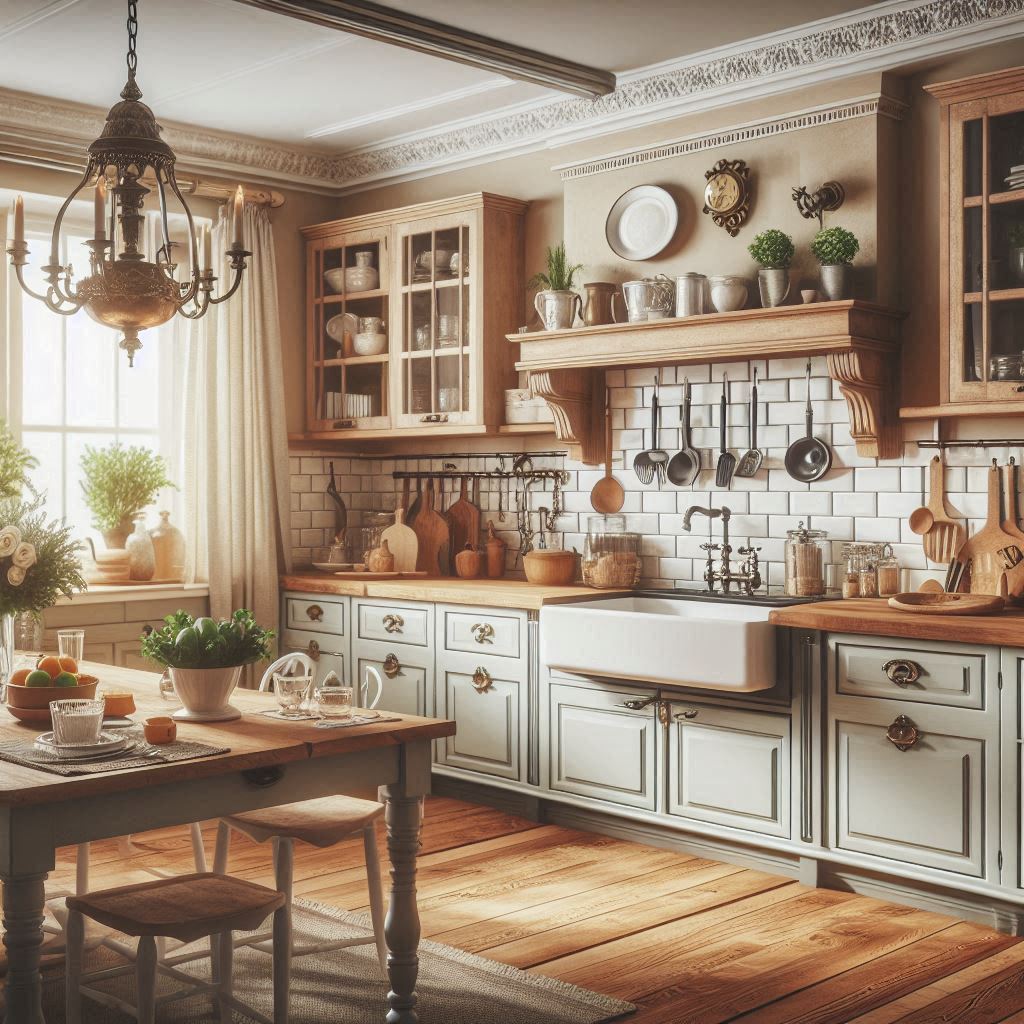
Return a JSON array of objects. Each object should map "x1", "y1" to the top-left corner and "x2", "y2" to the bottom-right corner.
[
  {"x1": 281, "y1": 573, "x2": 622, "y2": 610},
  {"x1": 769, "y1": 598, "x2": 1024, "y2": 647}
]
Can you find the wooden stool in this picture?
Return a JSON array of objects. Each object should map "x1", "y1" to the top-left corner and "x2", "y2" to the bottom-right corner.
[
  {"x1": 65, "y1": 872, "x2": 288, "y2": 1024},
  {"x1": 213, "y1": 795, "x2": 388, "y2": 970}
]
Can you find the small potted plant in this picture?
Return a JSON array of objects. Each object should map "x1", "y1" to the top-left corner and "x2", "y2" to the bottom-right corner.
[
  {"x1": 810, "y1": 226, "x2": 860, "y2": 300},
  {"x1": 529, "y1": 242, "x2": 584, "y2": 330},
  {"x1": 1009, "y1": 223, "x2": 1024, "y2": 286},
  {"x1": 747, "y1": 229, "x2": 795, "y2": 308},
  {"x1": 80, "y1": 443, "x2": 175, "y2": 549},
  {"x1": 140, "y1": 609, "x2": 275, "y2": 722}
]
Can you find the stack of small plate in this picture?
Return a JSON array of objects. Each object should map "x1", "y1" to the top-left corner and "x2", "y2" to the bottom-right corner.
[
  {"x1": 1005, "y1": 164, "x2": 1024, "y2": 190},
  {"x1": 35, "y1": 731, "x2": 134, "y2": 761}
]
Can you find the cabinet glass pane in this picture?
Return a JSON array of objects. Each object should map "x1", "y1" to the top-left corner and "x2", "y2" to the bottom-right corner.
[
  {"x1": 963, "y1": 303, "x2": 983, "y2": 383},
  {"x1": 990, "y1": 109, "x2": 1024, "y2": 196},
  {"x1": 963, "y1": 118, "x2": 983, "y2": 198},
  {"x1": 991, "y1": 299, "x2": 1024, "y2": 381},
  {"x1": 992, "y1": 198, "x2": 1024, "y2": 290},
  {"x1": 964, "y1": 206, "x2": 983, "y2": 293}
]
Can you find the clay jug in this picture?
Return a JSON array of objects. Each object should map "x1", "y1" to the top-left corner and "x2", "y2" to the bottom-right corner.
[
  {"x1": 485, "y1": 521, "x2": 507, "y2": 579},
  {"x1": 582, "y1": 282, "x2": 626, "y2": 327},
  {"x1": 125, "y1": 515, "x2": 156, "y2": 581},
  {"x1": 367, "y1": 540, "x2": 395, "y2": 573},
  {"x1": 454, "y1": 543, "x2": 482, "y2": 579}
]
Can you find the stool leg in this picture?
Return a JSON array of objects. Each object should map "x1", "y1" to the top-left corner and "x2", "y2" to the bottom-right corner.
[
  {"x1": 363, "y1": 824, "x2": 388, "y2": 974},
  {"x1": 190, "y1": 822, "x2": 208, "y2": 872},
  {"x1": 272, "y1": 905, "x2": 291, "y2": 1024},
  {"x1": 213, "y1": 821, "x2": 231, "y2": 875},
  {"x1": 136, "y1": 935, "x2": 157, "y2": 1024},
  {"x1": 216, "y1": 930, "x2": 233, "y2": 1024},
  {"x1": 74, "y1": 844, "x2": 89, "y2": 895},
  {"x1": 65, "y1": 909, "x2": 84, "y2": 1024}
]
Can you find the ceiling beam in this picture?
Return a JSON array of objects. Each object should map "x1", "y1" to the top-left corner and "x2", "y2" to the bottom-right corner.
[{"x1": 227, "y1": 0, "x2": 616, "y2": 98}]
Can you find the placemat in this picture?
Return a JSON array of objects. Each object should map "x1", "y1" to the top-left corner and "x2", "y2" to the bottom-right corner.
[
  {"x1": 0, "y1": 728, "x2": 230, "y2": 776},
  {"x1": 258, "y1": 709, "x2": 401, "y2": 728}
]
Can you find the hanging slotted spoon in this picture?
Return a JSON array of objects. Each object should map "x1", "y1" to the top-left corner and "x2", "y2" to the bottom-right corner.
[
  {"x1": 735, "y1": 368, "x2": 763, "y2": 478},
  {"x1": 633, "y1": 376, "x2": 662, "y2": 486},
  {"x1": 715, "y1": 374, "x2": 736, "y2": 488}
]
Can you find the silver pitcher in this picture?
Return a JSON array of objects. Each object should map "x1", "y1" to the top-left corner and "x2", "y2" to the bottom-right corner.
[
  {"x1": 534, "y1": 289, "x2": 582, "y2": 331},
  {"x1": 622, "y1": 276, "x2": 675, "y2": 322}
]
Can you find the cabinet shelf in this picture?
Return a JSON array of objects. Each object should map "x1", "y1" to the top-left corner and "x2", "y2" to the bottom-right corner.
[
  {"x1": 318, "y1": 354, "x2": 390, "y2": 367},
  {"x1": 316, "y1": 289, "x2": 389, "y2": 303},
  {"x1": 401, "y1": 346, "x2": 469, "y2": 359},
  {"x1": 964, "y1": 188, "x2": 1024, "y2": 207},
  {"x1": 401, "y1": 277, "x2": 466, "y2": 293}
]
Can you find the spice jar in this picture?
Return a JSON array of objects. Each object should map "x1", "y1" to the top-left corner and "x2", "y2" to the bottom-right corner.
[
  {"x1": 582, "y1": 515, "x2": 642, "y2": 589},
  {"x1": 877, "y1": 544, "x2": 900, "y2": 597},
  {"x1": 784, "y1": 523, "x2": 828, "y2": 597},
  {"x1": 858, "y1": 556, "x2": 878, "y2": 597},
  {"x1": 842, "y1": 556, "x2": 861, "y2": 599}
]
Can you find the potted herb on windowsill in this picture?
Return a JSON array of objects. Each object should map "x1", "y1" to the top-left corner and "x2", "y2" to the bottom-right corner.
[
  {"x1": 810, "y1": 226, "x2": 860, "y2": 301},
  {"x1": 140, "y1": 610, "x2": 275, "y2": 722},
  {"x1": 529, "y1": 242, "x2": 584, "y2": 330},
  {"x1": 747, "y1": 229, "x2": 795, "y2": 308},
  {"x1": 80, "y1": 443, "x2": 175, "y2": 550}
]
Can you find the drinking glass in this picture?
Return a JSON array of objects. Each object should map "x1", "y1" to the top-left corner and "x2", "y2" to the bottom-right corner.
[
  {"x1": 50, "y1": 698, "x2": 105, "y2": 746},
  {"x1": 273, "y1": 672, "x2": 312, "y2": 717},
  {"x1": 313, "y1": 685, "x2": 353, "y2": 719},
  {"x1": 58, "y1": 629, "x2": 85, "y2": 664}
]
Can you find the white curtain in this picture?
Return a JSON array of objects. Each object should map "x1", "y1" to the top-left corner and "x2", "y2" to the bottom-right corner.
[
  {"x1": 181, "y1": 203, "x2": 292, "y2": 656},
  {"x1": 0, "y1": 209, "x2": 23, "y2": 434}
]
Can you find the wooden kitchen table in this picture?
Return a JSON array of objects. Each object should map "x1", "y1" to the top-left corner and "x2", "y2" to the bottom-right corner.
[{"x1": 0, "y1": 663, "x2": 455, "y2": 1024}]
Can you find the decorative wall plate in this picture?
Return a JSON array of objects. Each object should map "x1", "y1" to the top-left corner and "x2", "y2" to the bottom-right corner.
[
  {"x1": 605, "y1": 185, "x2": 678, "y2": 260},
  {"x1": 702, "y1": 158, "x2": 751, "y2": 236}
]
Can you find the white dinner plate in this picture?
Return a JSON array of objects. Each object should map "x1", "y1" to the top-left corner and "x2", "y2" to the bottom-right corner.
[{"x1": 605, "y1": 185, "x2": 678, "y2": 261}]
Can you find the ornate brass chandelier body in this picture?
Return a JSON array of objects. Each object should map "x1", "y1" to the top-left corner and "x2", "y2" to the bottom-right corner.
[{"x1": 6, "y1": 0, "x2": 250, "y2": 365}]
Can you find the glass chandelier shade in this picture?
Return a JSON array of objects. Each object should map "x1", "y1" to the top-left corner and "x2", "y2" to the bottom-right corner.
[{"x1": 6, "y1": 1, "x2": 250, "y2": 366}]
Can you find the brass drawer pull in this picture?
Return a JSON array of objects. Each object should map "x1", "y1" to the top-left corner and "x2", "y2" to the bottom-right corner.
[
  {"x1": 383, "y1": 613, "x2": 404, "y2": 634},
  {"x1": 472, "y1": 667, "x2": 493, "y2": 693},
  {"x1": 883, "y1": 658, "x2": 922, "y2": 687},
  {"x1": 306, "y1": 604, "x2": 324, "y2": 622},
  {"x1": 383, "y1": 653, "x2": 401, "y2": 678},
  {"x1": 420, "y1": 414, "x2": 449, "y2": 424},
  {"x1": 306, "y1": 640, "x2": 320, "y2": 662},
  {"x1": 675, "y1": 709, "x2": 699, "y2": 720},
  {"x1": 886, "y1": 714, "x2": 920, "y2": 752},
  {"x1": 471, "y1": 622, "x2": 495, "y2": 645}
]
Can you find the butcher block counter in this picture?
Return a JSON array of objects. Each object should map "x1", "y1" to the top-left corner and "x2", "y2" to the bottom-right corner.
[
  {"x1": 280, "y1": 573, "x2": 624, "y2": 611},
  {"x1": 770, "y1": 597, "x2": 1024, "y2": 647}
]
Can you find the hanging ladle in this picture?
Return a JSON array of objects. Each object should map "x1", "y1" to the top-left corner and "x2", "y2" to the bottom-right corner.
[
  {"x1": 784, "y1": 360, "x2": 832, "y2": 483},
  {"x1": 666, "y1": 378, "x2": 700, "y2": 487}
]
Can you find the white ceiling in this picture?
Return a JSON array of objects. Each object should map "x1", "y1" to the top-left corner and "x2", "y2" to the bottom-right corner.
[{"x1": 0, "y1": 0, "x2": 874, "y2": 156}]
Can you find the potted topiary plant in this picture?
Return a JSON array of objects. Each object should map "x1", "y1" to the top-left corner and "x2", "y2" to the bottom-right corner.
[
  {"x1": 747, "y1": 229, "x2": 795, "y2": 308},
  {"x1": 810, "y1": 226, "x2": 860, "y2": 300},
  {"x1": 1009, "y1": 223, "x2": 1024, "y2": 286},
  {"x1": 140, "y1": 609, "x2": 275, "y2": 722},
  {"x1": 80, "y1": 443, "x2": 175, "y2": 549},
  {"x1": 529, "y1": 242, "x2": 584, "y2": 330}
]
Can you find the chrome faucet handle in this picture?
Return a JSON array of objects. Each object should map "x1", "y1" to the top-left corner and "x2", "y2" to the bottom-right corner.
[{"x1": 699, "y1": 542, "x2": 720, "y2": 551}]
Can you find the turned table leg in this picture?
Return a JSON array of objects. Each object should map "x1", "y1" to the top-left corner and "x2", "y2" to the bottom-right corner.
[
  {"x1": 2, "y1": 871, "x2": 48, "y2": 1024},
  {"x1": 382, "y1": 791, "x2": 423, "y2": 1024}
]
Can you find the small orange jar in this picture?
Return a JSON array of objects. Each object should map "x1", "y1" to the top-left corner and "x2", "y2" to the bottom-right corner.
[{"x1": 143, "y1": 716, "x2": 177, "y2": 744}]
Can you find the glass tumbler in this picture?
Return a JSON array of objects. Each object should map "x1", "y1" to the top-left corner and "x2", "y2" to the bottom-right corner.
[
  {"x1": 50, "y1": 698, "x2": 105, "y2": 746},
  {"x1": 313, "y1": 685, "x2": 354, "y2": 719},
  {"x1": 273, "y1": 672, "x2": 312, "y2": 717},
  {"x1": 58, "y1": 629, "x2": 85, "y2": 664}
]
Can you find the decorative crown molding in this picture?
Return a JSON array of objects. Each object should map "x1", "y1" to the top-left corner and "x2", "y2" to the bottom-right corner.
[{"x1": 0, "y1": 0, "x2": 1021, "y2": 196}]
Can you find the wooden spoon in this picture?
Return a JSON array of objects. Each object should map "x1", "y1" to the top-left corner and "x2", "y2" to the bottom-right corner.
[{"x1": 591, "y1": 403, "x2": 624, "y2": 513}]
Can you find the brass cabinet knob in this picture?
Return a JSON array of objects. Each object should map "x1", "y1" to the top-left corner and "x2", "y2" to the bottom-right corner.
[
  {"x1": 472, "y1": 667, "x2": 493, "y2": 693},
  {"x1": 383, "y1": 613, "x2": 404, "y2": 634},
  {"x1": 382, "y1": 653, "x2": 401, "y2": 678},
  {"x1": 306, "y1": 604, "x2": 324, "y2": 622},
  {"x1": 882, "y1": 658, "x2": 922, "y2": 687},
  {"x1": 471, "y1": 622, "x2": 495, "y2": 645},
  {"x1": 675, "y1": 709, "x2": 699, "y2": 720},
  {"x1": 306, "y1": 639, "x2": 320, "y2": 662},
  {"x1": 886, "y1": 714, "x2": 920, "y2": 751}
]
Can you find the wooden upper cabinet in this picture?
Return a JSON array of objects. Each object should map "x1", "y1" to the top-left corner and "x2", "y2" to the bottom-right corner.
[
  {"x1": 299, "y1": 193, "x2": 528, "y2": 441},
  {"x1": 931, "y1": 67, "x2": 1024, "y2": 406}
]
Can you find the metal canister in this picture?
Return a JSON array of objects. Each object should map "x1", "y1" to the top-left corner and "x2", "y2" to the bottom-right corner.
[{"x1": 675, "y1": 273, "x2": 707, "y2": 317}]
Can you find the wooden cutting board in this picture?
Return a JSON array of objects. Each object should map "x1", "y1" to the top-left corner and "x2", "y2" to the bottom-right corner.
[
  {"x1": 381, "y1": 509, "x2": 418, "y2": 574},
  {"x1": 406, "y1": 478, "x2": 423, "y2": 525},
  {"x1": 445, "y1": 476, "x2": 481, "y2": 574},
  {"x1": 412, "y1": 482, "x2": 449, "y2": 576},
  {"x1": 960, "y1": 465, "x2": 1020, "y2": 596}
]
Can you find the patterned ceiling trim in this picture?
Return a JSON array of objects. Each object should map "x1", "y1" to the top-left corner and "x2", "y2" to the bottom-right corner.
[{"x1": 555, "y1": 95, "x2": 908, "y2": 181}]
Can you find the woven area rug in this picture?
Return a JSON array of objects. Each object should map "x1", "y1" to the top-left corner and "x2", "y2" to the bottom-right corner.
[{"x1": 32, "y1": 898, "x2": 635, "y2": 1023}]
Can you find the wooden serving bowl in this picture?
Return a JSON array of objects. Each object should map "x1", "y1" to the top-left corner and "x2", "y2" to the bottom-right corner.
[
  {"x1": 523, "y1": 549, "x2": 578, "y2": 586},
  {"x1": 6, "y1": 678, "x2": 100, "y2": 725}
]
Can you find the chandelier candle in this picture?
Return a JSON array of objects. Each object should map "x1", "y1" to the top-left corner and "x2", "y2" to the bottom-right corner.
[{"x1": 5, "y1": 0, "x2": 250, "y2": 366}]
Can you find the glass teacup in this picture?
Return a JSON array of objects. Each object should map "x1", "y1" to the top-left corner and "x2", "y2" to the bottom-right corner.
[
  {"x1": 273, "y1": 672, "x2": 312, "y2": 717},
  {"x1": 313, "y1": 685, "x2": 353, "y2": 720}
]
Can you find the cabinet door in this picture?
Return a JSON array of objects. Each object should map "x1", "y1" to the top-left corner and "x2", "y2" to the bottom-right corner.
[
  {"x1": 667, "y1": 703, "x2": 791, "y2": 839},
  {"x1": 830, "y1": 696, "x2": 998, "y2": 877},
  {"x1": 548, "y1": 677, "x2": 659, "y2": 810},
  {"x1": 1001, "y1": 650, "x2": 1024, "y2": 890},
  {"x1": 391, "y1": 211, "x2": 481, "y2": 429},
  {"x1": 352, "y1": 638, "x2": 431, "y2": 717},
  {"x1": 114, "y1": 640, "x2": 152, "y2": 672}
]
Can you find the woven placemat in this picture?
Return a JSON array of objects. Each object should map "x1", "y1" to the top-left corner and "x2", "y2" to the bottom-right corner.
[{"x1": 0, "y1": 728, "x2": 229, "y2": 776}]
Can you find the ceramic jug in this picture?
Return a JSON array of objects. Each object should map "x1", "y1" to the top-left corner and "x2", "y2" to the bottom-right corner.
[
  {"x1": 582, "y1": 282, "x2": 626, "y2": 326},
  {"x1": 149, "y1": 511, "x2": 185, "y2": 582},
  {"x1": 126, "y1": 514, "x2": 156, "y2": 581},
  {"x1": 534, "y1": 289, "x2": 581, "y2": 331}
]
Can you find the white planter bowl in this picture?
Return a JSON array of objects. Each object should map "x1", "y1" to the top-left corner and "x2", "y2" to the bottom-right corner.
[
  {"x1": 708, "y1": 276, "x2": 749, "y2": 313},
  {"x1": 169, "y1": 666, "x2": 242, "y2": 722},
  {"x1": 353, "y1": 332, "x2": 387, "y2": 356}
]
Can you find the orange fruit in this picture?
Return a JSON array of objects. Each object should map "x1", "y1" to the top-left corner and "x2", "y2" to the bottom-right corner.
[
  {"x1": 8, "y1": 668, "x2": 30, "y2": 686},
  {"x1": 38, "y1": 655, "x2": 78, "y2": 678}
]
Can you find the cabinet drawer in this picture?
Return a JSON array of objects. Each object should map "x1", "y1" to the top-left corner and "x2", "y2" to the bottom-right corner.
[
  {"x1": 668, "y1": 704, "x2": 790, "y2": 839},
  {"x1": 830, "y1": 634, "x2": 993, "y2": 710},
  {"x1": 285, "y1": 595, "x2": 346, "y2": 635},
  {"x1": 352, "y1": 639, "x2": 431, "y2": 717},
  {"x1": 357, "y1": 601, "x2": 430, "y2": 647},
  {"x1": 441, "y1": 607, "x2": 523, "y2": 659},
  {"x1": 281, "y1": 628, "x2": 346, "y2": 658}
]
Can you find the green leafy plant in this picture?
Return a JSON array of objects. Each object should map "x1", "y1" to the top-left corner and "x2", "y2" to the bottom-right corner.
[
  {"x1": 810, "y1": 226, "x2": 860, "y2": 266},
  {"x1": 140, "y1": 609, "x2": 275, "y2": 670},
  {"x1": 528, "y1": 242, "x2": 583, "y2": 292},
  {"x1": 0, "y1": 495, "x2": 86, "y2": 617},
  {"x1": 747, "y1": 229, "x2": 795, "y2": 269},
  {"x1": 0, "y1": 422, "x2": 36, "y2": 500},
  {"x1": 80, "y1": 443, "x2": 175, "y2": 534},
  {"x1": 1009, "y1": 223, "x2": 1024, "y2": 248}
]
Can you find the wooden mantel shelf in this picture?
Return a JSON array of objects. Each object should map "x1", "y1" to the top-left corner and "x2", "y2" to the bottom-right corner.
[{"x1": 509, "y1": 300, "x2": 905, "y2": 465}]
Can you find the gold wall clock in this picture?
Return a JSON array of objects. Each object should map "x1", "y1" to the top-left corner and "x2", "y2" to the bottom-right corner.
[{"x1": 702, "y1": 159, "x2": 751, "y2": 236}]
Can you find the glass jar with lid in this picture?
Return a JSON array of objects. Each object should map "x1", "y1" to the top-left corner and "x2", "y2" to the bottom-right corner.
[
  {"x1": 582, "y1": 515, "x2": 642, "y2": 589},
  {"x1": 784, "y1": 523, "x2": 828, "y2": 597}
]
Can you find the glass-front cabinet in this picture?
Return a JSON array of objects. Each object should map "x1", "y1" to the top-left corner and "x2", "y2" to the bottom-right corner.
[
  {"x1": 301, "y1": 194, "x2": 527, "y2": 439},
  {"x1": 935, "y1": 69, "x2": 1024, "y2": 404}
]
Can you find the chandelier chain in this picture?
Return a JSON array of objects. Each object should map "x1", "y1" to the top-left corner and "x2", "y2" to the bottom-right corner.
[{"x1": 126, "y1": 0, "x2": 138, "y2": 76}]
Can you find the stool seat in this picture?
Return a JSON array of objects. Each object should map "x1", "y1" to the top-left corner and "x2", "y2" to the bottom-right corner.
[
  {"x1": 67, "y1": 872, "x2": 285, "y2": 945},
  {"x1": 222, "y1": 795, "x2": 384, "y2": 848}
]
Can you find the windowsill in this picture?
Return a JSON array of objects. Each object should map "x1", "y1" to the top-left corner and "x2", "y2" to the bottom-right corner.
[{"x1": 55, "y1": 583, "x2": 210, "y2": 606}]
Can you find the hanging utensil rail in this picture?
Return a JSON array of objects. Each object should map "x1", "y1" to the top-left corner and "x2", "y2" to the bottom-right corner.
[{"x1": 917, "y1": 440, "x2": 1024, "y2": 449}]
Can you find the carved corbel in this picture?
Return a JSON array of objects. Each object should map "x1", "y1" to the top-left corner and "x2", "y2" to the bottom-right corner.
[
  {"x1": 528, "y1": 368, "x2": 603, "y2": 465},
  {"x1": 826, "y1": 347, "x2": 901, "y2": 459}
]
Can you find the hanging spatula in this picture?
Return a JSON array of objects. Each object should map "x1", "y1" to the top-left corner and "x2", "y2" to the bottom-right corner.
[{"x1": 326, "y1": 461, "x2": 347, "y2": 544}]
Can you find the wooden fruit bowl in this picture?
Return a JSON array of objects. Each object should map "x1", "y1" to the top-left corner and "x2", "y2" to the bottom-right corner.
[{"x1": 6, "y1": 677, "x2": 99, "y2": 724}]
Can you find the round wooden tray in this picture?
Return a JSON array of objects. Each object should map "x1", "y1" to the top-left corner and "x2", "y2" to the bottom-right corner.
[{"x1": 887, "y1": 592, "x2": 1006, "y2": 616}]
